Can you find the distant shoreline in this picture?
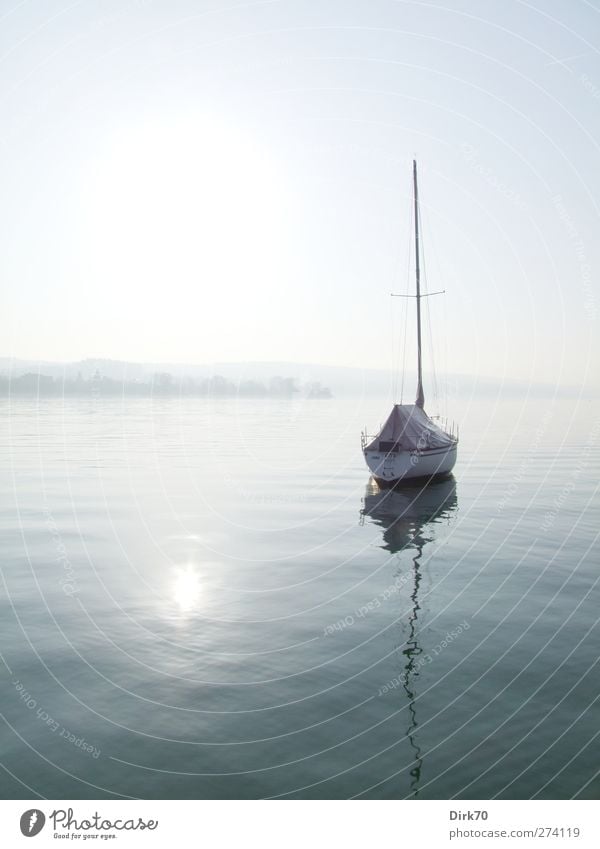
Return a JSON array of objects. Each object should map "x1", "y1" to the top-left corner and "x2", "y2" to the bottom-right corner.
[
  {"x1": 0, "y1": 358, "x2": 592, "y2": 400},
  {"x1": 0, "y1": 372, "x2": 333, "y2": 399}
]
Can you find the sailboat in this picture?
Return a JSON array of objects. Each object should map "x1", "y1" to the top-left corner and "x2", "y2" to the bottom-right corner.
[{"x1": 362, "y1": 161, "x2": 458, "y2": 484}]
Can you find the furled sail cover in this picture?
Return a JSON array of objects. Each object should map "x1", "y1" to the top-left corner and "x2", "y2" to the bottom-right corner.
[{"x1": 365, "y1": 404, "x2": 454, "y2": 452}]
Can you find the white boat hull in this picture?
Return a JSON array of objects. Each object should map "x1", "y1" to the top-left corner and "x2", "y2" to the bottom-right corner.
[{"x1": 364, "y1": 442, "x2": 457, "y2": 484}]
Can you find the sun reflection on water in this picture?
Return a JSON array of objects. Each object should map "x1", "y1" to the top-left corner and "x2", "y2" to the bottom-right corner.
[{"x1": 172, "y1": 565, "x2": 201, "y2": 613}]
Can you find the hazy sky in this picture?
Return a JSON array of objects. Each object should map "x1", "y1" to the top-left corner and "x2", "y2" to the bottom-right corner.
[{"x1": 1, "y1": 0, "x2": 599, "y2": 391}]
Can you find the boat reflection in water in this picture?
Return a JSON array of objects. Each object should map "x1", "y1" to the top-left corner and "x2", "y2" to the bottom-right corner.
[{"x1": 360, "y1": 475, "x2": 458, "y2": 796}]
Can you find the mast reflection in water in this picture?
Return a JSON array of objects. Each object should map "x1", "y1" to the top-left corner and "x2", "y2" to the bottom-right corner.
[{"x1": 360, "y1": 475, "x2": 458, "y2": 797}]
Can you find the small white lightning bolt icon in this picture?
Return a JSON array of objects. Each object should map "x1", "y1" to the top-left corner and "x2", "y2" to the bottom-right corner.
[{"x1": 29, "y1": 812, "x2": 38, "y2": 833}]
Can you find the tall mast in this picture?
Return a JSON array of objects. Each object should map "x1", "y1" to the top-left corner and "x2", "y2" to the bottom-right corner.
[{"x1": 413, "y1": 160, "x2": 424, "y2": 408}]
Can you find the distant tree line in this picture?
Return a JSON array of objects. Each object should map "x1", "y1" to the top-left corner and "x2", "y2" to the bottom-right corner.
[{"x1": 0, "y1": 370, "x2": 332, "y2": 399}]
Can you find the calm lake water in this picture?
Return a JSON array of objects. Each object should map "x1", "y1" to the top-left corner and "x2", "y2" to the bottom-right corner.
[{"x1": 0, "y1": 395, "x2": 598, "y2": 799}]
